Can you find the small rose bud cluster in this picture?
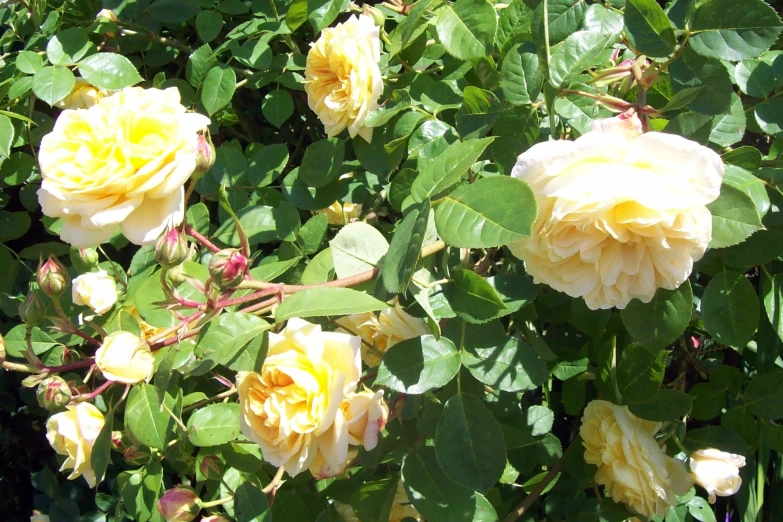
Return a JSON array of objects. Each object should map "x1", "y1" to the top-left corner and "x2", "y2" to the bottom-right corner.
[
  {"x1": 155, "y1": 228, "x2": 189, "y2": 269},
  {"x1": 36, "y1": 376, "x2": 72, "y2": 411},
  {"x1": 194, "y1": 132, "x2": 216, "y2": 175},
  {"x1": 199, "y1": 455, "x2": 223, "y2": 481},
  {"x1": 208, "y1": 249, "x2": 248, "y2": 289},
  {"x1": 19, "y1": 291, "x2": 47, "y2": 326},
  {"x1": 157, "y1": 486, "x2": 201, "y2": 522}
]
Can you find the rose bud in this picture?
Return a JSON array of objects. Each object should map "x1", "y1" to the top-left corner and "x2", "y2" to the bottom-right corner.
[
  {"x1": 194, "y1": 132, "x2": 216, "y2": 175},
  {"x1": 123, "y1": 445, "x2": 151, "y2": 466},
  {"x1": 60, "y1": 346, "x2": 82, "y2": 365},
  {"x1": 37, "y1": 376, "x2": 72, "y2": 411},
  {"x1": 156, "y1": 486, "x2": 201, "y2": 522},
  {"x1": 37, "y1": 255, "x2": 69, "y2": 297},
  {"x1": 155, "y1": 228, "x2": 189, "y2": 269},
  {"x1": 111, "y1": 430, "x2": 128, "y2": 453},
  {"x1": 208, "y1": 249, "x2": 248, "y2": 289},
  {"x1": 199, "y1": 455, "x2": 224, "y2": 481},
  {"x1": 19, "y1": 291, "x2": 47, "y2": 326},
  {"x1": 689, "y1": 449, "x2": 746, "y2": 503},
  {"x1": 72, "y1": 270, "x2": 118, "y2": 315},
  {"x1": 201, "y1": 516, "x2": 230, "y2": 522},
  {"x1": 78, "y1": 247, "x2": 100, "y2": 268}
]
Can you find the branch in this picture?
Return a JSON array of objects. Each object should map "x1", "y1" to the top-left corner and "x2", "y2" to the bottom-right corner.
[{"x1": 185, "y1": 225, "x2": 221, "y2": 253}]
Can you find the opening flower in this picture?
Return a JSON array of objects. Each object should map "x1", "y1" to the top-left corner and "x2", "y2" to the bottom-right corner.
[
  {"x1": 508, "y1": 111, "x2": 724, "y2": 310},
  {"x1": 46, "y1": 402, "x2": 105, "y2": 487}
]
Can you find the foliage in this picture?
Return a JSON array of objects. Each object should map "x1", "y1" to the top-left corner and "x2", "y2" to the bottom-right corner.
[{"x1": 0, "y1": 0, "x2": 783, "y2": 521}]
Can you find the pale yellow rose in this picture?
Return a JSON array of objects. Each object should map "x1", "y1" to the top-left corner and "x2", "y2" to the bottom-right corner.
[
  {"x1": 334, "y1": 481, "x2": 421, "y2": 522},
  {"x1": 54, "y1": 78, "x2": 107, "y2": 110},
  {"x1": 317, "y1": 201, "x2": 362, "y2": 225},
  {"x1": 95, "y1": 331, "x2": 155, "y2": 384},
  {"x1": 30, "y1": 514, "x2": 50, "y2": 522},
  {"x1": 236, "y1": 318, "x2": 362, "y2": 477},
  {"x1": 46, "y1": 402, "x2": 105, "y2": 487},
  {"x1": 508, "y1": 111, "x2": 724, "y2": 310},
  {"x1": 337, "y1": 307, "x2": 430, "y2": 367},
  {"x1": 127, "y1": 306, "x2": 170, "y2": 341},
  {"x1": 689, "y1": 448, "x2": 746, "y2": 503},
  {"x1": 580, "y1": 400, "x2": 693, "y2": 517},
  {"x1": 38, "y1": 86, "x2": 211, "y2": 247},
  {"x1": 71, "y1": 270, "x2": 118, "y2": 315},
  {"x1": 305, "y1": 14, "x2": 383, "y2": 142},
  {"x1": 310, "y1": 388, "x2": 389, "y2": 479}
]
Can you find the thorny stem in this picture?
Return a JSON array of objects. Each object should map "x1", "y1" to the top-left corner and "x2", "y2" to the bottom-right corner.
[
  {"x1": 43, "y1": 359, "x2": 96, "y2": 374},
  {"x1": 262, "y1": 466, "x2": 286, "y2": 495},
  {"x1": 185, "y1": 225, "x2": 221, "y2": 253},
  {"x1": 182, "y1": 388, "x2": 238, "y2": 413},
  {"x1": 71, "y1": 379, "x2": 114, "y2": 403}
]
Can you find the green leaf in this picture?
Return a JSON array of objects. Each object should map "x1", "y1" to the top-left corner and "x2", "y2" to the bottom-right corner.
[
  {"x1": 201, "y1": 65, "x2": 236, "y2": 115},
  {"x1": 0, "y1": 210, "x2": 31, "y2": 242},
  {"x1": 435, "y1": 0, "x2": 498, "y2": 61},
  {"x1": 234, "y1": 480, "x2": 272, "y2": 522},
  {"x1": 710, "y1": 93, "x2": 746, "y2": 147},
  {"x1": 274, "y1": 287, "x2": 387, "y2": 321},
  {"x1": 90, "y1": 408, "x2": 114, "y2": 487},
  {"x1": 330, "y1": 222, "x2": 389, "y2": 279},
  {"x1": 689, "y1": 0, "x2": 783, "y2": 61},
  {"x1": 195, "y1": 312, "x2": 270, "y2": 373},
  {"x1": 77, "y1": 53, "x2": 142, "y2": 91},
  {"x1": 375, "y1": 335, "x2": 461, "y2": 394},
  {"x1": 762, "y1": 273, "x2": 783, "y2": 344},
  {"x1": 687, "y1": 497, "x2": 717, "y2": 522},
  {"x1": 186, "y1": 44, "x2": 216, "y2": 88},
  {"x1": 669, "y1": 48, "x2": 732, "y2": 116},
  {"x1": 350, "y1": 479, "x2": 396, "y2": 522},
  {"x1": 456, "y1": 87, "x2": 502, "y2": 140},
  {"x1": 434, "y1": 176, "x2": 536, "y2": 248},
  {"x1": 617, "y1": 344, "x2": 666, "y2": 404},
  {"x1": 623, "y1": 0, "x2": 675, "y2": 57},
  {"x1": 461, "y1": 337, "x2": 548, "y2": 392},
  {"x1": 16, "y1": 50, "x2": 43, "y2": 74},
  {"x1": 297, "y1": 214, "x2": 328, "y2": 255},
  {"x1": 382, "y1": 200, "x2": 430, "y2": 294},
  {"x1": 549, "y1": 30, "x2": 613, "y2": 88},
  {"x1": 196, "y1": 10, "x2": 224, "y2": 42},
  {"x1": 308, "y1": 0, "x2": 350, "y2": 33},
  {"x1": 125, "y1": 384, "x2": 180, "y2": 449},
  {"x1": 435, "y1": 393, "x2": 506, "y2": 492},
  {"x1": 32, "y1": 66, "x2": 75, "y2": 106},
  {"x1": 621, "y1": 282, "x2": 692, "y2": 349},
  {"x1": 501, "y1": 43, "x2": 543, "y2": 106},
  {"x1": 533, "y1": 0, "x2": 587, "y2": 46},
  {"x1": 46, "y1": 28, "x2": 92, "y2": 65},
  {"x1": 497, "y1": 0, "x2": 534, "y2": 51},
  {"x1": 723, "y1": 164, "x2": 768, "y2": 219},
  {"x1": 444, "y1": 269, "x2": 508, "y2": 324},
  {"x1": 411, "y1": 137, "x2": 494, "y2": 202},
  {"x1": 262, "y1": 89, "x2": 294, "y2": 128},
  {"x1": 735, "y1": 60, "x2": 775, "y2": 98},
  {"x1": 147, "y1": 0, "x2": 201, "y2": 23},
  {"x1": 0, "y1": 115, "x2": 13, "y2": 160},
  {"x1": 744, "y1": 371, "x2": 783, "y2": 421},
  {"x1": 707, "y1": 184, "x2": 762, "y2": 249},
  {"x1": 628, "y1": 389, "x2": 694, "y2": 422},
  {"x1": 215, "y1": 202, "x2": 300, "y2": 246},
  {"x1": 2, "y1": 325, "x2": 58, "y2": 357},
  {"x1": 754, "y1": 97, "x2": 783, "y2": 136},
  {"x1": 247, "y1": 143, "x2": 289, "y2": 187},
  {"x1": 187, "y1": 403, "x2": 242, "y2": 446},
  {"x1": 299, "y1": 138, "x2": 345, "y2": 188},
  {"x1": 402, "y1": 447, "x2": 483, "y2": 522},
  {"x1": 701, "y1": 270, "x2": 760, "y2": 349},
  {"x1": 690, "y1": 382, "x2": 727, "y2": 421}
]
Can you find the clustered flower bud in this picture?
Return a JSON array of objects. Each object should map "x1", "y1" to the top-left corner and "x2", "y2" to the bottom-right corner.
[
  {"x1": 123, "y1": 445, "x2": 151, "y2": 466},
  {"x1": 36, "y1": 376, "x2": 72, "y2": 411},
  {"x1": 208, "y1": 249, "x2": 248, "y2": 289},
  {"x1": 199, "y1": 455, "x2": 223, "y2": 481},
  {"x1": 19, "y1": 291, "x2": 47, "y2": 326},
  {"x1": 155, "y1": 228, "x2": 189, "y2": 269},
  {"x1": 78, "y1": 248, "x2": 100, "y2": 268},
  {"x1": 194, "y1": 132, "x2": 216, "y2": 175},
  {"x1": 156, "y1": 486, "x2": 201, "y2": 522},
  {"x1": 37, "y1": 256, "x2": 69, "y2": 297},
  {"x1": 111, "y1": 430, "x2": 128, "y2": 453}
]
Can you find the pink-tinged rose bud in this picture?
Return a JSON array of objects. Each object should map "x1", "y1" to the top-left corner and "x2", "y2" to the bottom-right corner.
[
  {"x1": 208, "y1": 249, "x2": 248, "y2": 289},
  {"x1": 155, "y1": 228, "x2": 189, "y2": 269},
  {"x1": 363, "y1": 5, "x2": 385, "y2": 26},
  {"x1": 60, "y1": 347, "x2": 82, "y2": 365},
  {"x1": 78, "y1": 248, "x2": 100, "y2": 268},
  {"x1": 194, "y1": 132, "x2": 216, "y2": 175},
  {"x1": 110, "y1": 430, "x2": 128, "y2": 452},
  {"x1": 199, "y1": 455, "x2": 224, "y2": 481},
  {"x1": 19, "y1": 291, "x2": 47, "y2": 326},
  {"x1": 37, "y1": 255, "x2": 69, "y2": 297},
  {"x1": 67, "y1": 379, "x2": 90, "y2": 396},
  {"x1": 36, "y1": 376, "x2": 72, "y2": 411},
  {"x1": 123, "y1": 445, "x2": 151, "y2": 466},
  {"x1": 201, "y1": 516, "x2": 230, "y2": 522},
  {"x1": 156, "y1": 486, "x2": 201, "y2": 522}
]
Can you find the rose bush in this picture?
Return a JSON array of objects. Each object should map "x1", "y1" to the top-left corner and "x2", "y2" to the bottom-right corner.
[{"x1": 0, "y1": 0, "x2": 782, "y2": 521}]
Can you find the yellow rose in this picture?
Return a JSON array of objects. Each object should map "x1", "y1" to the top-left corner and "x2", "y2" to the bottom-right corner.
[
  {"x1": 46, "y1": 402, "x2": 105, "y2": 487},
  {"x1": 30, "y1": 513, "x2": 50, "y2": 522},
  {"x1": 580, "y1": 400, "x2": 693, "y2": 517},
  {"x1": 128, "y1": 306, "x2": 170, "y2": 341},
  {"x1": 54, "y1": 78, "x2": 107, "y2": 110},
  {"x1": 95, "y1": 331, "x2": 155, "y2": 384},
  {"x1": 337, "y1": 307, "x2": 430, "y2": 367},
  {"x1": 317, "y1": 201, "x2": 362, "y2": 225},
  {"x1": 305, "y1": 14, "x2": 383, "y2": 142},
  {"x1": 236, "y1": 318, "x2": 362, "y2": 477},
  {"x1": 38, "y1": 86, "x2": 211, "y2": 247},
  {"x1": 689, "y1": 448, "x2": 746, "y2": 503},
  {"x1": 334, "y1": 481, "x2": 422, "y2": 522},
  {"x1": 72, "y1": 270, "x2": 118, "y2": 315},
  {"x1": 508, "y1": 111, "x2": 724, "y2": 310}
]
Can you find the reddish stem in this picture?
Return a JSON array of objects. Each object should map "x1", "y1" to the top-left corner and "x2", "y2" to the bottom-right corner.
[
  {"x1": 67, "y1": 328, "x2": 102, "y2": 348},
  {"x1": 185, "y1": 224, "x2": 221, "y2": 253},
  {"x1": 238, "y1": 296, "x2": 279, "y2": 315},
  {"x1": 215, "y1": 287, "x2": 280, "y2": 308},
  {"x1": 149, "y1": 326, "x2": 202, "y2": 351},
  {"x1": 44, "y1": 358, "x2": 95, "y2": 374},
  {"x1": 72, "y1": 379, "x2": 114, "y2": 402}
]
